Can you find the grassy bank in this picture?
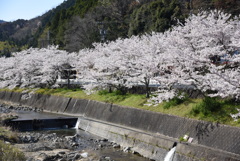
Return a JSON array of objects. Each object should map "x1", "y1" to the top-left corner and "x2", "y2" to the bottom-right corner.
[
  {"x1": 0, "y1": 113, "x2": 26, "y2": 161},
  {"x1": 32, "y1": 88, "x2": 240, "y2": 127},
  {"x1": 2, "y1": 87, "x2": 240, "y2": 127}
]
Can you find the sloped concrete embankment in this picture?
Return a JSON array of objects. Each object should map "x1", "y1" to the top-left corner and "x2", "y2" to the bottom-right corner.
[{"x1": 0, "y1": 91, "x2": 240, "y2": 161}]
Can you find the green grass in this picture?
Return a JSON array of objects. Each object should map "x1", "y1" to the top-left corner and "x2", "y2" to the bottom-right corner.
[
  {"x1": 189, "y1": 97, "x2": 240, "y2": 126},
  {"x1": 0, "y1": 126, "x2": 18, "y2": 143},
  {"x1": 0, "y1": 113, "x2": 25, "y2": 160},
  {"x1": 163, "y1": 96, "x2": 189, "y2": 109},
  {"x1": 0, "y1": 122, "x2": 25, "y2": 160},
  {"x1": 0, "y1": 140, "x2": 26, "y2": 161},
  {"x1": 4, "y1": 88, "x2": 240, "y2": 127},
  {"x1": 0, "y1": 112, "x2": 19, "y2": 142}
]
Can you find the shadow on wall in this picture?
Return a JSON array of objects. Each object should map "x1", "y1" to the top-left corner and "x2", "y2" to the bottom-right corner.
[{"x1": 195, "y1": 121, "x2": 220, "y2": 142}]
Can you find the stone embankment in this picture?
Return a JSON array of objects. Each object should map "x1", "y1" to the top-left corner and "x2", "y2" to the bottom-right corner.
[{"x1": 0, "y1": 91, "x2": 240, "y2": 161}]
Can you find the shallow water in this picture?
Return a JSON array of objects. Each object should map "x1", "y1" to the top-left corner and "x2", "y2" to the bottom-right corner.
[
  {"x1": 32, "y1": 128, "x2": 150, "y2": 161},
  {"x1": 13, "y1": 110, "x2": 75, "y2": 120},
  {"x1": 2, "y1": 107, "x2": 150, "y2": 161}
]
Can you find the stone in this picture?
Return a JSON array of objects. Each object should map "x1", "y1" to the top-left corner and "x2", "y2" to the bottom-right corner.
[
  {"x1": 5, "y1": 141, "x2": 10, "y2": 144},
  {"x1": 26, "y1": 158, "x2": 35, "y2": 161},
  {"x1": 58, "y1": 159, "x2": 67, "y2": 161},
  {"x1": 71, "y1": 142, "x2": 79, "y2": 147},
  {"x1": 100, "y1": 138, "x2": 108, "y2": 142},
  {"x1": 73, "y1": 153, "x2": 81, "y2": 160},
  {"x1": 105, "y1": 156, "x2": 111, "y2": 160},
  {"x1": 9, "y1": 106, "x2": 14, "y2": 109},
  {"x1": 38, "y1": 153, "x2": 48, "y2": 160},
  {"x1": 58, "y1": 151, "x2": 66, "y2": 155},
  {"x1": 65, "y1": 136, "x2": 74, "y2": 142},
  {"x1": 123, "y1": 147, "x2": 131, "y2": 152},
  {"x1": 23, "y1": 135, "x2": 33, "y2": 143},
  {"x1": 73, "y1": 134, "x2": 80, "y2": 138},
  {"x1": 188, "y1": 137, "x2": 193, "y2": 143},
  {"x1": 39, "y1": 153, "x2": 48, "y2": 157},
  {"x1": 113, "y1": 144, "x2": 120, "y2": 148},
  {"x1": 183, "y1": 135, "x2": 189, "y2": 141},
  {"x1": 132, "y1": 151, "x2": 140, "y2": 155},
  {"x1": 80, "y1": 152, "x2": 88, "y2": 158},
  {"x1": 95, "y1": 139, "x2": 100, "y2": 143}
]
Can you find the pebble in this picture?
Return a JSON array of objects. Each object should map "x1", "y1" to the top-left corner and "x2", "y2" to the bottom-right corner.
[
  {"x1": 5, "y1": 141, "x2": 10, "y2": 144},
  {"x1": 58, "y1": 151, "x2": 66, "y2": 155},
  {"x1": 113, "y1": 144, "x2": 120, "y2": 148},
  {"x1": 80, "y1": 152, "x2": 88, "y2": 158},
  {"x1": 123, "y1": 147, "x2": 131, "y2": 152}
]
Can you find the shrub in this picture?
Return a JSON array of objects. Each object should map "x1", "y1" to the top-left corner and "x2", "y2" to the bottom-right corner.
[
  {"x1": 0, "y1": 126, "x2": 19, "y2": 143},
  {"x1": 190, "y1": 97, "x2": 222, "y2": 116},
  {"x1": 163, "y1": 95, "x2": 188, "y2": 109},
  {"x1": 0, "y1": 140, "x2": 25, "y2": 161},
  {"x1": 98, "y1": 90, "x2": 109, "y2": 95},
  {"x1": 98, "y1": 89, "x2": 125, "y2": 95}
]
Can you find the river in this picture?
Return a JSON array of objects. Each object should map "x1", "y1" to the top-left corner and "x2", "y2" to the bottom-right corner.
[{"x1": 1, "y1": 104, "x2": 150, "y2": 161}]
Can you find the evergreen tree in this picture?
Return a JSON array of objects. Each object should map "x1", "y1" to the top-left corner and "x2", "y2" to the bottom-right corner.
[{"x1": 128, "y1": 0, "x2": 183, "y2": 36}]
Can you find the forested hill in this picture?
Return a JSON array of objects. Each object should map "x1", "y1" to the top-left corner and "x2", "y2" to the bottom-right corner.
[
  {"x1": 0, "y1": 0, "x2": 240, "y2": 55},
  {"x1": 0, "y1": 20, "x2": 6, "y2": 24},
  {"x1": 0, "y1": 0, "x2": 76, "y2": 56}
]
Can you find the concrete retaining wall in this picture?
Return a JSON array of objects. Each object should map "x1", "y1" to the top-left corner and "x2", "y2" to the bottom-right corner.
[
  {"x1": 77, "y1": 117, "x2": 240, "y2": 161},
  {"x1": 0, "y1": 91, "x2": 240, "y2": 161}
]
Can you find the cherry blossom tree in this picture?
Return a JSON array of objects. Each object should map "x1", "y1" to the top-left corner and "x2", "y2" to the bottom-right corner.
[
  {"x1": 0, "y1": 46, "x2": 77, "y2": 89},
  {"x1": 78, "y1": 40, "x2": 134, "y2": 94},
  {"x1": 0, "y1": 10, "x2": 239, "y2": 105},
  {"x1": 150, "y1": 10, "x2": 240, "y2": 104}
]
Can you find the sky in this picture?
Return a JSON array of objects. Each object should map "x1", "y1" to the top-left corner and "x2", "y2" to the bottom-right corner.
[{"x1": 0, "y1": 0, "x2": 64, "y2": 22}]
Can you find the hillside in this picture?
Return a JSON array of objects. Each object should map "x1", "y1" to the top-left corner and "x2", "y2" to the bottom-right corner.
[
  {"x1": 0, "y1": 0, "x2": 240, "y2": 54},
  {"x1": 0, "y1": 20, "x2": 6, "y2": 24},
  {"x1": 0, "y1": 0, "x2": 76, "y2": 56}
]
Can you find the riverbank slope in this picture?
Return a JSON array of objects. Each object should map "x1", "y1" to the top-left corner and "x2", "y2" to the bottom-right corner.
[{"x1": 0, "y1": 90, "x2": 239, "y2": 161}]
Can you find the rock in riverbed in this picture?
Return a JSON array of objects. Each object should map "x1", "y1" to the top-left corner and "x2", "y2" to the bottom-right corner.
[{"x1": 15, "y1": 131, "x2": 116, "y2": 161}]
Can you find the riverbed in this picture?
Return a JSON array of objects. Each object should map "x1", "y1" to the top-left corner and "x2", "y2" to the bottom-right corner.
[{"x1": 0, "y1": 104, "x2": 150, "y2": 161}]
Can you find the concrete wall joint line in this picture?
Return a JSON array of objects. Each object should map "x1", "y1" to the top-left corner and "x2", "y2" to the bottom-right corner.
[{"x1": 64, "y1": 97, "x2": 72, "y2": 112}]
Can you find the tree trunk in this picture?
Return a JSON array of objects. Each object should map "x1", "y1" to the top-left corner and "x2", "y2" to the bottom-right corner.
[{"x1": 144, "y1": 77, "x2": 150, "y2": 98}]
